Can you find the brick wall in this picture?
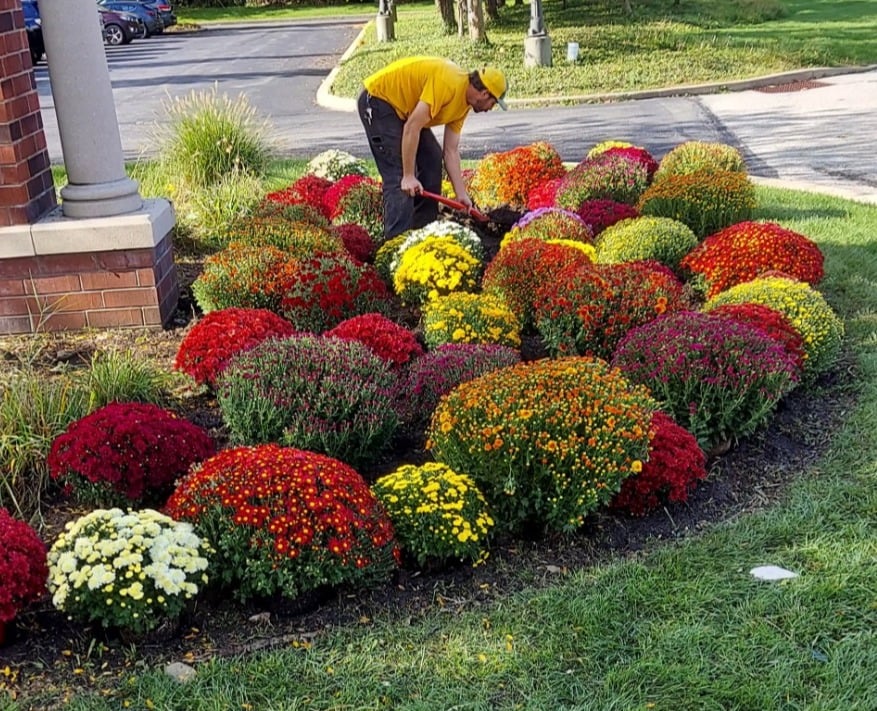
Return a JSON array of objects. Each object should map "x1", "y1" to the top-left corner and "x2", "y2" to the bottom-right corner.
[{"x1": 0, "y1": 0, "x2": 57, "y2": 226}]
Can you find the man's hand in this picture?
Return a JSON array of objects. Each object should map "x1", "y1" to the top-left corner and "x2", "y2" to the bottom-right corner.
[
  {"x1": 455, "y1": 191, "x2": 473, "y2": 208},
  {"x1": 401, "y1": 175, "x2": 423, "y2": 197}
]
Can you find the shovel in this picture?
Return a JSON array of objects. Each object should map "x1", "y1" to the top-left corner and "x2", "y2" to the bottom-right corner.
[{"x1": 419, "y1": 189, "x2": 491, "y2": 223}]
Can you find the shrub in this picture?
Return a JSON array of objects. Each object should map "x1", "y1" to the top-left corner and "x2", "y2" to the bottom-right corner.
[
  {"x1": 219, "y1": 215, "x2": 344, "y2": 257},
  {"x1": 174, "y1": 307, "x2": 297, "y2": 387},
  {"x1": 192, "y1": 243, "x2": 299, "y2": 313},
  {"x1": 398, "y1": 343, "x2": 521, "y2": 435},
  {"x1": 372, "y1": 463, "x2": 493, "y2": 568},
  {"x1": 501, "y1": 207, "x2": 593, "y2": 250},
  {"x1": 216, "y1": 335, "x2": 398, "y2": 466},
  {"x1": 86, "y1": 350, "x2": 169, "y2": 408},
  {"x1": 334, "y1": 223, "x2": 375, "y2": 263},
  {"x1": 468, "y1": 142, "x2": 566, "y2": 210},
  {"x1": 680, "y1": 221, "x2": 825, "y2": 298},
  {"x1": 576, "y1": 199, "x2": 640, "y2": 236},
  {"x1": 555, "y1": 151, "x2": 652, "y2": 209},
  {"x1": 526, "y1": 177, "x2": 563, "y2": 210},
  {"x1": 422, "y1": 292, "x2": 521, "y2": 350},
  {"x1": 330, "y1": 177, "x2": 383, "y2": 243},
  {"x1": 159, "y1": 86, "x2": 271, "y2": 190},
  {"x1": 611, "y1": 311, "x2": 799, "y2": 451},
  {"x1": 595, "y1": 216, "x2": 698, "y2": 271},
  {"x1": 325, "y1": 313, "x2": 423, "y2": 367},
  {"x1": 278, "y1": 253, "x2": 391, "y2": 333},
  {"x1": 610, "y1": 412, "x2": 707, "y2": 516},
  {"x1": 264, "y1": 174, "x2": 333, "y2": 219},
  {"x1": 428, "y1": 358, "x2": 655, "y2": 533},
  {"x1": 637, "y1": 170, "x2": 757, "y2": 239},
  {"x1": 164, "y1": 445, "x2": 399, "y2": 603},
  {"x1": 703, "y1": 276, "x2": 844, "y2": 379},
  {"x1": 0, "y1": 508, "x2": 47, "y2": 624},
  {"x1": 48, "y1": 508, "x2": 210, "y2": 636},
  {"x1": 482, "y1": 238, "x2": 595, "y2": 328},
  {"x1": 307, "y1": 149, "x2": 369, "y2": 181},
  {"x1": 707, "y1": 302, "x2": 806, "y2": 375},
  {"x1": 48, "y1": 402, "x2": 216, "y2": 507},
  {"x1": 392, "y1": 236, "x2": 482, "y2": 306},
  {"x1": 655, "y1": 141, "x2": 747, "y2": 181}
]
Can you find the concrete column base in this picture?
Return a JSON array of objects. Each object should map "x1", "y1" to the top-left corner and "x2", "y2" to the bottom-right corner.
[
  {"x1": 60, "y1": 177, "x2": 144, "y2": 219},
  {"x1": 0, "y1": 199, "x2": 178, "y2": 334},
  {"x1": 524, "y1": 34, "x2": 552, "y2": 67}
]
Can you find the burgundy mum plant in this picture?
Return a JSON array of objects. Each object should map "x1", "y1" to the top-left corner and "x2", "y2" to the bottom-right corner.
[
  {"x1": 48, "y1": 402, "x2": 216, "y2": 506},
  {"x1": 0, "y1": 508, "x2": 48, "y2": 625},
  {"x1": 576, "y1": 199, "x2": 640, "y2": 236}
]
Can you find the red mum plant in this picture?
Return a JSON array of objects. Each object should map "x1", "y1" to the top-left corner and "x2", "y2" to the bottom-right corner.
[
  {"x1": 680, "y1": 221, "x2": 825, "y2": 298},
  {"x1": 526, "y1": 177, "x2": 563, "y2": 210},
  {"x1": 576, "y1": 199, "x2": 639, "y2": 236},
  {"x1": 0, "y1": 508, "x2": 48, "y2": 626},
  {"x1": 469, "y1": 142, "x2": 566, "y2": 210},
  {"x1": 164, "y1": 444, "x2": 400, "y2": 603},
  {"x1": 264, "y1": 174, "x2": 333, "y2": 218},
  {"x1": 278, "y1": 253, "x2": 391, "y2": 333},
  {"x1": 175, "y1": 307, "x2": 298, "y2": 387},
  {"x1": 323, "y1": 175, "x2": 370, "y2": 220},
  {"x1": 610, "y1": 411, "x2": 707, "y2": 516},
  {"x1": 48, "y1": 402, "x2": 216, "y2": 507},
  {"x1": 325, "y1": 313, "x2": 423, "y2": 367},
  {"x1": 708, "y1": 302, "x2": 807, "y2": 375},
  {"x1": 334, "y1": 222, "x2": 375, "y2": 263}
]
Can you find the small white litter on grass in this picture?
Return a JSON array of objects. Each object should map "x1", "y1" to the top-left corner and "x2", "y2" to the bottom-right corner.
[{"x1": 750, "y1": 565, "x2": 799, "y2": 581}]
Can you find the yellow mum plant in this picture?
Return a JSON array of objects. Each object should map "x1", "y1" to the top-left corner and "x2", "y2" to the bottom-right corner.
[
  {"x1": 392, "y1": 236, "x2": 482, "y2": 305},
  {"x1": 422, "y1": 292, "x2": 522, "y2": 350}
]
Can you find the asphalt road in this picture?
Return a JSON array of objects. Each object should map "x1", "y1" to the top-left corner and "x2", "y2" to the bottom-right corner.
[{"x1": 34, "y1": 19, "x2": 877, "y2": 203}]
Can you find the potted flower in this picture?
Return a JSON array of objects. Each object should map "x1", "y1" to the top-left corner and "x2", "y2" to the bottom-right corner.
[{"x1": 0, "y1": 508, "x2": 48, "y2": 644}]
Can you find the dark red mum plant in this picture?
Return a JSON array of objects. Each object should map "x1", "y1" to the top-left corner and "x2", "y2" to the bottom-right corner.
[
  {"x1": 334, "y1": 222, "x2": 375, "y2": 263},
  {"x1": 601, "y1": 146, "x2": 660, "y2": 179},
  {"x1": 48, "y1": 403, "x2": 216, "y2": 506},
  {"x1": 0, "y1": 508, "x2": 48, "y2": 624},
  {"x1": 610, "y1": 411, "x2": 707, "y2": 516},
  {"x1": 576, "y1": 199, "x2": 640, "y2": 236},
  {"x1": 325, "y1": 313, "x2": 423, "y2": 367},
  {"x1": 175, "y1": 307, "x2": 298, "y2": 386}
]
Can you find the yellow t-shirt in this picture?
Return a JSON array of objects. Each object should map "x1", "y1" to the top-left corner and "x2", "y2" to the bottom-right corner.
[{"x1": 363, "y1": 56, "x2": 471, "y2": 134}]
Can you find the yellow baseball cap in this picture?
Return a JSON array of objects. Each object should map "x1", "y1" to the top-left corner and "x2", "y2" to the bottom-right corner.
[{"x1": 478, "y1": 67, "x2": 508, "y2": 110}]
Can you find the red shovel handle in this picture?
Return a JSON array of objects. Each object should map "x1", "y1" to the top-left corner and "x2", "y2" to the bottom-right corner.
[{"x1": 419, "y1": 189, "x2": 490, "y2": 223}]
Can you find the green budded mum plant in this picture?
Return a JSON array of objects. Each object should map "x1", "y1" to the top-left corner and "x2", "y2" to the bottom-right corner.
[
  {"x1": 654, "y1": 141, "x2": 747, "y2": 182},
  {"x1": 422, "y1": 292, "x2": 521, "y2": 350},
  {"x1": 216, "y1": 335, "x2": 398, "y2": 467},
  {"x1": 218, "y1": 214, "x2": 344, "y2": 258},
  {"x1": 637, "y1": 170, "x2": 757, "y2": 239},
  {"x1": 372, "y1": 462, "x2": 494, "y2": 568},
  {"x1": 703, "y1": 276, "x2": 844, "y2": 380},
  {"x1": 427, "y1": 358, "x2": 655, "y2": 534},
  {"x1": 595, "y1": 216, "x2": 698, "y2": 272}
]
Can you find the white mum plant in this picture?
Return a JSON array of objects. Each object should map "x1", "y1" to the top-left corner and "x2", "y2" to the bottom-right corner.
[
  {"x1": 48, "y1": 508, "x2": 211, "y2": 636},
  {"x1": 307, "y1": 149, "x2": 369, "y2": 181}
]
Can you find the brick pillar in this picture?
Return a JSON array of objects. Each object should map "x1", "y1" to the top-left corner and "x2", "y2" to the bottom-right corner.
[{"x1": 0, "y1": 0, "x2": 56, "y2": 226}]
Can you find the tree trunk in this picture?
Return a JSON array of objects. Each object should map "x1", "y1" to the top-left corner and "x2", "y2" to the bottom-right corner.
[
  {"x1": 457, "y1": 0, "x2": 467, "y2": 37},
  {"x1": 486, "y1": 0, "x2": 499, "y2": 20},
  {"x1": 435, "y1": 0, "x2": 457, "y2": 34},
  {"x1": 468, "y1": 0, "x2": 487, "y2": 42}
]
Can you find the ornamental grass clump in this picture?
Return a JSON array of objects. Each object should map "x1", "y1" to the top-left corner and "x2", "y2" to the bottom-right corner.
[
  {"x1": 47, "y1": 402, "x2": 216, "y2": 507},
  {"x1": 482, "y1": 238, "x2": 595, "y2": 328},
  {"x1": 372, "y1": 463, "x2": 493, "y2": 568},
  {"x1": 654, "y1": 140, "x2": 747, "y2": 181},
  {"x1": 468, "y1": 141, "x2": 566, "y2": 210},
  {"x1": 610, "y1": 411, "x2": 707, "y2": 517},
  {"x1": 307, "y1": 149, "x2": 369, "y2": 181},
  {"x1": 576, "y1": 199, "x2": 639, "y2": 236},
  {"x1": 325, "y1": 313, "x2": 423, "y2": 368},
  {"x1": 595, "y1": 216, "x2": 698, "y2": 271},
  {"x1": 611, "y1": 311, "x2": 799, "y2": 451},
  {"x1": 392, "y1": 236, "x2": 482, "y2": 306},
  {"x1": 555, "y1": 151, "x2": 652, "y2": 209},
  {"x1": 0, "y1": 508, "x2": 48, "y2": 626},
  {"x1": 637, "y1": 170, "x2": 756, "y2": 239},
  {"x1": 191, "y1": 243, "x2": 299, "y2": 313},
  {"x1": 500, "y1": 207, "x2": 593, "y2": 250},
  {"x1": 174, "y1": 307, "x2": 297, "y2": 387},
  {"x1": 164, "y1": 445, "x2": 399, "y2": 603},
  {"x1": 216, "y1": 335, "x2": 398, "y2": 467},
  {"x1": 398, "y1": 343, "x2": 521, "y2": 435},
  {"x1": 278, "y1": 253, "x2": 390, "y2": 333},
  {"x1": 47, "y1": 508, "x2": 210, "y2": 636},
  {"x1": 427, "y1": 358, "x2": 655, "y2": 534},
  {"x1": 680, "y1": 220, "x2": 825, "y2": 298},
  {"x1": 422, "y1": 292, "x2": 521, "y2": 350},
  {"x1": 703, "y1": 276, "x2": 844, "y2": 379},
  {"x1": 219, "y1": 214, "x2": 344, "y2": 258}
]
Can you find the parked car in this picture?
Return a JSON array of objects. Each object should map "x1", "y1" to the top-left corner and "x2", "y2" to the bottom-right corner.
[
  {"x1": 98, "y1": 0, "x2": 162, "y2": 37},
  {"x1": 135, "y1": 1, "x2": 176, "y2": 30},
  {"x1": 98, "y1": 8, "x2": 144, "y2": 45},
  {"x1": 22, "y1": 0, "x2": 44, "y2": 65}
]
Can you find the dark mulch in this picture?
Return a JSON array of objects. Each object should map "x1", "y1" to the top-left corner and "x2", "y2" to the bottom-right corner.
[{"x1": 0, "y1": 213, "x2": 858, "y2": 707}]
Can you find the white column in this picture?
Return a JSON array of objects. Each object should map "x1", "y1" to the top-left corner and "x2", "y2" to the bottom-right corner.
[{"x1": 40, "y1": 0, "x2": 142, "y2": 218}]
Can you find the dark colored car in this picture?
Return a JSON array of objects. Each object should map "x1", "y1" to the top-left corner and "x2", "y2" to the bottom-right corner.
[
  {"x1": 99, "y1": 7, "x2": 144, "y2": 45},
  {"x1": 137, "y1": 1, "x2": 176, "y2": 30},
  {"x1": 22, "y1": 0, "x2": 44, "y2": 65},
  {"x1": 98, "y1": 0, "x2": 162, "y2": 37}
]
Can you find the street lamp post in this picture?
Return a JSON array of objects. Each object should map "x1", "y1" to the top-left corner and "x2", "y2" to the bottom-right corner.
[{"x1": 524, "y1": 0, "x2": 552, "y2": 67}]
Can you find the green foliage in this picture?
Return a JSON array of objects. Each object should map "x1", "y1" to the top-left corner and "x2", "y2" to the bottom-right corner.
[
  {"x1": 654, "y1": 141, "x2": 747, "y2": 181},
  {"x1": 86, "y1": 350, "x2": 169, "y2": 408},
  {"x1": 595, "y1": 216, "x2": 698, "y2": 271}
]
